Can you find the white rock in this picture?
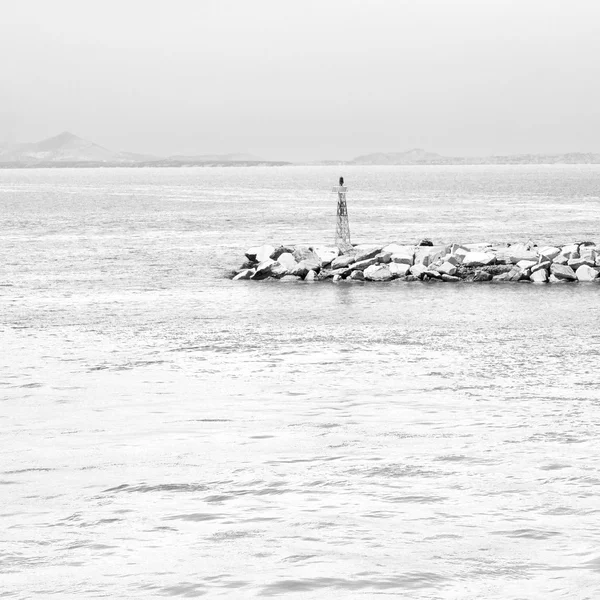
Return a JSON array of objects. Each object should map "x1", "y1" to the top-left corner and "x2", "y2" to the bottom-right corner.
[
  {"x1": 437, "y1": 261, "x2": 457, "y2": 276},
  {"x1": 517, "y1": 260, "x2": 537, "y2": 270},
  {"x1": 276, "y1": 252, "x2": 297, "y2": 270},
  {"x1": 539, "y1": 246, "x2": 561, "y2": 261},
  {"x1": 349, "y1": 270, "x2": 364, "y2": 281},
  {"x1": 312, "y1": 246, "x2": 339, "y2": 266},
  {"x1": 332, "y1": 274, "x2": 342, "y2": 282},
  {"x1": 414, "y1": 245, "x2": 447, "y2": 266},
  {"x1": 462, "y1": 252, "x2": 496, "y2": 267},
  {"x1": 293, "y1": 246, "x2": 319, "y2": 262},
  {"x1": 530, "y1": 269, "x2": 548, "y2": 283},
  {"x1": 391, "y1": 253, "x2": 414, "y2": 265},
  {"x1": 575, "y1": 265, "x2": 600, "y2": 282},
  {"x1": 364, "y1": 264, "x2": 393, "y2": 281},
  {"x1": 388, "y1": 262, "x2": 410, "y2": 277},
  {"x1": 409, "y1": 263, "x2": 428, "y2": 279},
  {"x1": 304, "y1": 270, "x2": 317, "y2": 281}
]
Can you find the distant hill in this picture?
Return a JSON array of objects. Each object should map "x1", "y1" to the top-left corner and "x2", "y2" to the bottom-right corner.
[
  {"x1": 352, "y1": 148, "x2": 443, "y2": 165},
  {"x1": 0, "y1": 132, "x2": 155, "y2": 164},
  {"x1": 348, "y1": 149, "x2": 600, "y2": 165},
  {"x1": 166, "y1": 152, "x2": 263, "y2": 162}
]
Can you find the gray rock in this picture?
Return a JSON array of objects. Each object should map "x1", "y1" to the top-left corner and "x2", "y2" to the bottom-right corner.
[
  {"x1": 332, "y1": 274, "x2": 342, "y2": 282},
  {"x1": 575, "y1": 265, "x2": 600, "y2": 282},
  {"x1": 251, "y1": 259, "x2": 276, "y2": 280},
  {"x1": 375, "y1": 251, "x2": 393, "y2": 264},
  {"x1": 293, "y1": 246, "x2": 320, "y2": 263},
  {"x1": 364, "y1": 264, "x2": 393, "y2": 281},
  {"x1": 349, "y1": 270, "x2": 365, "y2": 281},
  {"x1": 331, "y1": 254, "x2": 356, "y2": 269},
  {"x1": 292, "y1": 259, "x2": 320, "y2": 277},
  {"x1": 353, "y1": 246, "x2": 382, "y2": 262},
  {"x1": 441, "y1": 274, "x2": 461, "y2": 282},
  {"x1": 232, "y1": 268, "x2": 254, "y2": 280},
  {"x1": 472, "y1": 270, "x2": 493, "y2": 282},
  {"x1": 568, "y1": 257, "x2": 595, "y2": 271},
  {"x1": 437, "y1": 261, "x2": 457, "y2": 276},
  {"x1": 271, "y1": 245, "x2": 295, "y2": 260},
  {"x1": 530, "y1": 261, "x2": 551, "y2": 273},
  {"x1": 269, "y1": 262, "x2": 288, "y2": 278},
  {"x1": 552, "y1": 254, "x2": 569, "y2": 265},
  {"x1": 351, "y1": 257, "x2": 380, "y2": 271},
  {"x1": 550, "y1": 263, "x2": 577, "y2": 280}
]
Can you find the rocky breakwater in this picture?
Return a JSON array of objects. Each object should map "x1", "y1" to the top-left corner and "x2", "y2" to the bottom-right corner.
[{"x1": 232, "y1": 241, "x2": 600, "y2": 284}]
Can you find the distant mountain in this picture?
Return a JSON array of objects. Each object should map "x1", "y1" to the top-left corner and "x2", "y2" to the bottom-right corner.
[
  {"x1": 0, "y1": 132, "x2": 155, "y2": 164},
  {"x1": 347, "y1": 149, "x2": 600, "y2": 165},
  {"x1": 352, "y1": 148, "x2": 443, "y2": 165},
  {"x1": 166, "y1": 152, "x2": 263, "y2": 162}
]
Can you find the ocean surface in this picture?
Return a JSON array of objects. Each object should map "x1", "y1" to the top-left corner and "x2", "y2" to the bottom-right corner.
[{"x1": 1, "y1": 165, "x2": 600, "y2": 599}]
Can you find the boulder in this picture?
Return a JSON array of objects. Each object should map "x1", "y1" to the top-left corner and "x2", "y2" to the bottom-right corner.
[
  {"x1": 332, "y1": 274, "x2": 342, "y2": 282},
  {"x1": 353, "y1": 246, "x2": 382, "y2": 262},
  {"x1": 391, "y1": 252, "x2": 414, "y2": 265},
  {"x1": 481, "y1": 264, "x2": 513, "y2": 276},
  {"x1": 418, "y1": 238, "x2": 434, "y2": 246},
  {"x1": 383, "y1": 243, "x2": 414, "y2": 255},
  {"x1": 550, "y1": 264, "x2": 577, "y2": 281},
  {"x1": 508, "y1": 249, "x2": 538, "y2": 264},
  {"x1": 364, "y1": 264, "x2": 393, "y2": 281},
  {"x1": 441, "y1": 274, "x2": 460, "y2": 282},
  {"x1": 292, "y1": 259, "x2": 320, "y2": 278},
  {"x1": 277, "y1": 252, "x2": 297, "y2": 270},
  {"x1": 507, "y1": 266, "x2": 525, "y2": 282},
  {"x1": 375, "y1": 251, "x2": 393, "y2": 264},
  {"x1": 568, "y1": 257, "x2": 595, "y2": 271},
  {"x1": 245, "y1": 244, "x2": 275, "y2": 262},
  {"x1": 516, "y1": 260, "x2": 537, "y2": 270},
  {"x1": 232, "y1": 268, "x2": 254, "y2": 280},
  {"x1": 351, "y1": 257, "x2": 380, "y2": 271},
  {"x1": 388, "y1": 262, "x2": 410, "y2": 277},
  {"x1": 409, "y1": 263, "x2": 429, "y2": 279},
  {"x1": 462, "y1": 252, "x2": 496, "y2": 267},
  {"x1": 331, "y1": 254, "x2": 356, "y2": 269},
  {"x1": 493, "y1": 273, "x2": 511, "y2": 282},
  {"x1": 560, "y1": 243, "x2": 579, "y2": 258},
  {"x1": 530, "y1": 269, "x2": 548, "y2": 283},
  {"x1": 269, "y1": 262, "x2": 288, "y2": 278},
  {"x1": 312, "y1": 246, "x2": 339, "y2": 266},
  {"x1": 304, "y1": 270, "x2": 317, "y2": 282},
  {"x1": 251, "y1": 259, "x2": 276, "y2": 280},
  {"x1": 404, "y1": 275, "x2": 419, "y2": 282},
  {"x1": 539, "y1": 246, "x2": 561, "y2": 261},
  {"x1": 271, "y1": 245, "x2": 295, "y2": 260},
  {"x1": 437, "y1": 262, "x2": 457, "y2": 276},
  {"x1": 552, "y1": 254, "x2": 569, "y2": 265},
  {"x1": 293, "y1": 246, "x2": 320, "y2": 262},
  {"x1": 472, "y1": 270, "x2": 493, "y2": 282},
  {"x1": 530, "y1": 261, "x2": 551, "y2": 274},
  {"x1": 349, "y1": 269, "x2": 365, "y2": 281},
  {"x1": 414, "y1": 245, "x2": 447, "y2": 266},
  {"x1": 575, "y1": 265, "x2": 600, "y2": 282}
]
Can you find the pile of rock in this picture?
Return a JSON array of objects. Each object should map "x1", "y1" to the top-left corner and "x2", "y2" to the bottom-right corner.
[{"x1": 232, "y1": 241, "x2": 600, "y2": 283}]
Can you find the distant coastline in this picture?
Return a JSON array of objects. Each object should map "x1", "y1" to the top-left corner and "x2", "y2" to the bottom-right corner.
[{"x1": 2, "y1": 132, "x2": 600, "y2": 167}]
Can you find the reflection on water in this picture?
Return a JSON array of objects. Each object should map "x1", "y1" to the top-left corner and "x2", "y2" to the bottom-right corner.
[{"x1": 1, "y1": 166, "x2": 600, "y2": 598}]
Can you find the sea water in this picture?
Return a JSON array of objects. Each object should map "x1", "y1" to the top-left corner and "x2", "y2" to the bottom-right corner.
[{"x1": 1, "y1": 165, "x2": 600, "y2": 599}]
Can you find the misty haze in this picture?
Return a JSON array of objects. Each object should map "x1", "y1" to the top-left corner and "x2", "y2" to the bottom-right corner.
[{"x1": 2, "y1": 1, "x2": 600, "y2": 599}]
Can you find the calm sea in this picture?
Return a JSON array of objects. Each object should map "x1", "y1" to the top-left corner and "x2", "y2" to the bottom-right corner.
[{"x1": 1, "y1": 165, "x2": 600, "y2": 599}]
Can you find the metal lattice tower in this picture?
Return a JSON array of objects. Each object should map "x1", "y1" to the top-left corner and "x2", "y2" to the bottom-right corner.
[{"x1": 333, "y1": 179, "x2": 352, "y2": 253}]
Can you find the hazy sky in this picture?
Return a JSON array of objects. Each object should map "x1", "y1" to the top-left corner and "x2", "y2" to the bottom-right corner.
[{"x1": 2, "y1": 0, "x2": 599, "y2": 160}]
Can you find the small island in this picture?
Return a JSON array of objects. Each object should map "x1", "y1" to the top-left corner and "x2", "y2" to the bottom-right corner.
[{"x1": 232, "y1": 241, "x2": 600, "y2": 284}]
